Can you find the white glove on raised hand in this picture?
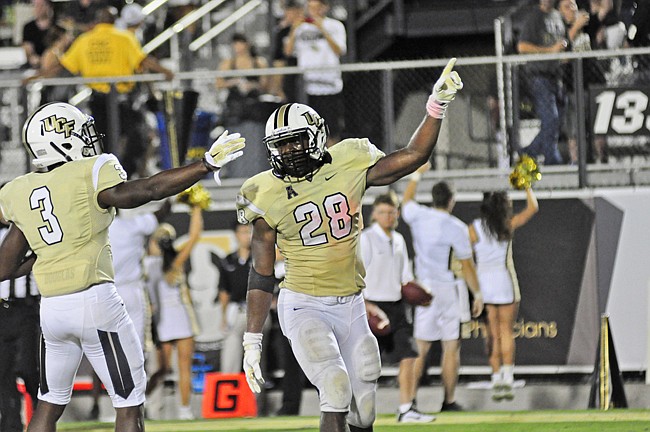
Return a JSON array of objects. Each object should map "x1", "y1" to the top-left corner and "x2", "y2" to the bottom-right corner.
[
  {"x1": 426, "y1": 57, "x2": 464, "y2": 119},
  {"x1": 203, "y1": 130, "x2": 245, "y2": 185},
  {"x1": 242, "y1": 332, "x2": 264, "y2": 393}
]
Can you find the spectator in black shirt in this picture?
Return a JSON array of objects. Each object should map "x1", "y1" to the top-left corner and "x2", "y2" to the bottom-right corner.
[
  {"x1": 270, "y1": 0, "x2": 304, "y2": 102},
  {"x1": 22, "y1": 0, "x2": 56, "y2": 70},
  {"x1": 626, "y1": 0, "x2": 650, "y2": 47},
  {"x1": 60, "y1": 0, "x2": 105, "y2": 35},
  {"x1": 517, "y1": 0, "x2": 569, "y2": 165}
]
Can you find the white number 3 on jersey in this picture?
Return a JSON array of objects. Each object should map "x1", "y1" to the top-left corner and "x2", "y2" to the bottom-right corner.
[{"x1": 30, "y1": 186, "x2": 64, "y2": 245}]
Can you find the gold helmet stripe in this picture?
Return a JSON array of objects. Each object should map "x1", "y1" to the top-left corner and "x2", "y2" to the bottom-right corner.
[{"x1": 274, "y1": 103, "x2": 292, "y2": 129}]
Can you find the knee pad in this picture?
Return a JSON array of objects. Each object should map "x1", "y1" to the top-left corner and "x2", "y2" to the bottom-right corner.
[
  {"x1": 297, "y1": 319, "x2": 351, "y2": 410},
  {"x1": 353, "y1": 334, "x2": 381, "y2": 382},
  {"x1": 321, "y1": 365, "x2": 352, "y2": 410},
  {"x1": 347, "y1": 389, "x2": 376, "y2": 428},
  {"x1": 298, "y1": 319, "x2": 339, "y2": 362}
]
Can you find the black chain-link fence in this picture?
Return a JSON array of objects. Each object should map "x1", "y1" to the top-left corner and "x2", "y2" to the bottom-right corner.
[{"x1": 1, "y1": 48, "x2": 650, "y2": 187}]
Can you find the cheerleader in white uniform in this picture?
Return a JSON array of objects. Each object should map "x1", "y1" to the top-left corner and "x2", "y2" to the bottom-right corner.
[
  {"x1": 468, "y1": 188, "x2": 537, "y2": 401},
  {"x1": 146, "y1": 205, "x2": 202, "y2": 419}
]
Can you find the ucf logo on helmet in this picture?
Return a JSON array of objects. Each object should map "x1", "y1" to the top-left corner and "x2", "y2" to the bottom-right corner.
[
  {"x1": 41, "y1": 115, "x2": 75, "y2": 139},
  {"x1": 301, "y1": 111, "x2": 321, "y2": 126}
]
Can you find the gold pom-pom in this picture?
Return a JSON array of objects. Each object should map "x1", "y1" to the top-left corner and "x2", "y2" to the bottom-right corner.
[
  {"x1": 509, "y1": 155, "x2": 542, "y2": 190},
  {"x1": 185, "y1": 147, "x2": 206, "y2": 163},
  {"x1": 177, "y1": 183, "x2": 211, "y2": 210}
]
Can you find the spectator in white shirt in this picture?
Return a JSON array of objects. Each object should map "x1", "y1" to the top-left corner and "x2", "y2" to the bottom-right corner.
[
  {"x1": 360, "y1": 192, "x2": 435, "y2": 424},
  {"x1": 401, "y1": 163, "x2": 483, "y2": 412},
  {"x1": 285, "y1": 0, "x2": 347, "y2": 146}
]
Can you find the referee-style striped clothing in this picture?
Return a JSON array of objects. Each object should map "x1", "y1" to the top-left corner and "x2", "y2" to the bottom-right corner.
[{"x1": 0, "y1": 274, "x2": 39, "y2": 300}]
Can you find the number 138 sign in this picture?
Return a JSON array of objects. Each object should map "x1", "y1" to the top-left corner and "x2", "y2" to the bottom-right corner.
[{"x1": 590, "y1": 86, "x2": 650, "y2": 136}]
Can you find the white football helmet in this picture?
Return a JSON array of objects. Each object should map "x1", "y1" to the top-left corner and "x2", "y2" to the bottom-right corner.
[
  {"x1": 23, "y1": 102, "x2": 103, "y2": 170},
  {"x1": 263, "y1": 103, "x2": 329, "y2": 180}
]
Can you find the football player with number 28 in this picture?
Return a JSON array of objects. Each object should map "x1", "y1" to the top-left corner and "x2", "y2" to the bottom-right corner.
[
  {"x1": 237, "y1": 58, "x2": 462, "y2": 432},
  {"x1": 0, "y1": 102, "x2": 244, "y2": 432}
]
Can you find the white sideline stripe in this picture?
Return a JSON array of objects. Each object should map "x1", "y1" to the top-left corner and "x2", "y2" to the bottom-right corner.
[{"x1": 270, "y1": 365, "x2": 594, "y2": 379}]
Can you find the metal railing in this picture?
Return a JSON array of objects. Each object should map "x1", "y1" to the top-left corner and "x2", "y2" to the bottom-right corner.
[{"x1": 2, "y1": 47, "x2": 650, "y2": 191}]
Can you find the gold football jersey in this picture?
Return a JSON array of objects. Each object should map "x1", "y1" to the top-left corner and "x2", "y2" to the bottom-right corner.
[
  {"x1": 237, "y1": 138, "x2": 385, "y2": 297},
  {"x1": 0, "y1": 154, "x2": 127, "y2": 297}
]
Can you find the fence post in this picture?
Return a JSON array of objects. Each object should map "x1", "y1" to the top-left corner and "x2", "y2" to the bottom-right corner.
[
  {"x1": 494, "y1": 17, "x2": 509, "y2": 168},
  {"x1": 573, "y1": 57, "x2": 587, "y2": 188},
  {"x1": 381, "y1": 69, "x2": 395, "y2": 154},
  {"x1": 107, "y1": 85, "x2": 119, "y2": 156}
]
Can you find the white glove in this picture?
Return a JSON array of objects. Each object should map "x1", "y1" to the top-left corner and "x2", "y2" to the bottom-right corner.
[
  {"x1": 426, "y1": 57, "x2": 464, "y2": 119},
  {"x1": 203, "y1": 130, "x2": 245, "y2": 185},
  {"x1": 242, "y1": 332, "x2": 264, "y2": 393}
]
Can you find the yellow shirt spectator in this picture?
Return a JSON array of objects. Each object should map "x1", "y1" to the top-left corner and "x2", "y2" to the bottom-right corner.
[{"x1": 60, "y1": 23, "x2": 146, "y2": 94}]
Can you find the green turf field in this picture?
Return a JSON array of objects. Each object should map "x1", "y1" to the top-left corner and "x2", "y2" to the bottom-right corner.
[{"x1": 58, "y1": 410, "x2": 650, "y2": 431}]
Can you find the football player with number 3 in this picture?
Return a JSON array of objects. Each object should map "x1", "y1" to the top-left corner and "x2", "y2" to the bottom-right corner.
[
  {"x1": 0, "y1": 102, "x2": 244, "y2": 432},
  {"x1": 237, "y1": 58, "x2": 462, "y2": 432}
]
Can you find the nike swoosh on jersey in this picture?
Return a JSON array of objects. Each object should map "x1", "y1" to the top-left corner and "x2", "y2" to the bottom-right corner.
[{"x1": 325, "y1": 174, "x2": 337, "y2": 181}]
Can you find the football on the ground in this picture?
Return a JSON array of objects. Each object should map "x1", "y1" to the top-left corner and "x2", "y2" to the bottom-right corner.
[
  {"x1": 367, "y1": 311, "x2": 391, "y2": 337},
  {"x1": 401, "y1": 281, "x2": 433, "y2": 306}
]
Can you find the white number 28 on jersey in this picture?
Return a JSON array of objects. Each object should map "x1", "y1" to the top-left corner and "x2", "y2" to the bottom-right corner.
[
  {"x1": 30, "y1": 186, "x2": 63, "y2": 245},
  {"x1": 294, "y1": 192, "x2": 352, "y2": 246}
]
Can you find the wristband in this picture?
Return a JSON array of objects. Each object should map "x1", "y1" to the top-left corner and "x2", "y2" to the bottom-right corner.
[
  {"x1": 202, "y1": 155, "x2": 216, "y2": 171},
  {"x1": 426, "y1": 95, "x2": 448, "y2": 119},
  {"x1": 243, "y1": 332, "x2": 263, "y2": 348},
  {"x1": 203, "y1": 155, "x2": 224, "y2": 185}
]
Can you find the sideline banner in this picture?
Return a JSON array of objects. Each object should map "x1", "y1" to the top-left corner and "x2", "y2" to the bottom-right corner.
[
  {"x1": 397, "y1": 198, "x2": 597, "y2": 367},
  {"x1": 166, "y1": 187, "x2": 650, "y2": 370}
]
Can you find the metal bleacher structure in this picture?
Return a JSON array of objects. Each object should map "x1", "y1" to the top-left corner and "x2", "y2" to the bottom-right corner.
[
  {"x1": 0, "y1": 0, "x2": 649, "y2": 202},
  {"x1": 3, "y1": 0, "x2": 650, "y2": 418}
]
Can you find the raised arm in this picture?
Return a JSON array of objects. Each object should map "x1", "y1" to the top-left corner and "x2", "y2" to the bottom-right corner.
[
  {"x1": 256, "y1": 56, "x2": 271, "y2": 94},
  {"x1": 99, "y1": 161, "x2": 209, "y2": 209},
  {"x1": 171, "y1": 206, "x2": 203, "y2": 270},
  {"x1": 312, "y1": 17, "x2": 345, "y2": 57},
  {"x1": 402, "y1": 162, "x2": 430, "y2": 205},
  {"x1": 140, "y1": 56, "x2": 174, "y2": 81},
  {"x1": 468, "y1": 223, "x2": 478, "y2": 245},
  {"x1": 215, "y1": 58, "x2": 234, "y2": 90},
  {"x1": 98, "y1": 131, "x2": 244, "y2": 209},
  {"x1": 511, "y1": 188, "x2": 539, "y2": 230},
  {"x1": 283, "y1": 19, "x2": 302, "y2": 58},
  {"x1": 367, "y1": 58, "x2": 462, "y2": 187}
]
